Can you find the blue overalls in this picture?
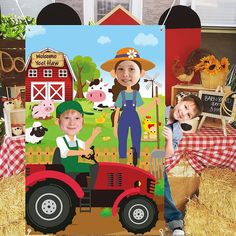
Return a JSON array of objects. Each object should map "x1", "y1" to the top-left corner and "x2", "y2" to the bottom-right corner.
[{"x1": 118, "y1": 90, "x2": 141, "y2": 159}]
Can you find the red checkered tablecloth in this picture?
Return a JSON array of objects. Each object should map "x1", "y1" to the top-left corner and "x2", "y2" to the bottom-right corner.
[
  {"x1": 166, "y1": 126, "x2": 236, "y2": 174},
  {"x1": 0, "y1": 136, "x2": 25, "y2": 177}
]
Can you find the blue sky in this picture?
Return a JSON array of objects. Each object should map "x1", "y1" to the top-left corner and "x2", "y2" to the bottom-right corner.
[{"x1": 26, "y1": 25, "x2": 165, "y2": 97}]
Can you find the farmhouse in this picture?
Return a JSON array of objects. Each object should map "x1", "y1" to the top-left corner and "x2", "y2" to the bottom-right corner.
[{"x1": 25, "y1": 48, "x2": 76, "y2": 102}]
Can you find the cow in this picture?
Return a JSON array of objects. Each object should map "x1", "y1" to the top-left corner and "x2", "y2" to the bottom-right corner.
[
  {"x1": 12, "y1": 126, "x2": 23, "y2": 136},
  {"x1": 32, "y1": 100, "x2": 54, "y2": 119},
  {"x1": 85, "y1": 79, "x2": 114, "y2": 111},
  {"x1": 4, "y1": 100, "x2": 15, "y2": 110}
]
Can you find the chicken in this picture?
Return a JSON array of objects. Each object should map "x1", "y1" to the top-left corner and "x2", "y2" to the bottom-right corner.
[
  {"x1": 142, "y1": 116, "x2": 156, "y2": 132},
  {"x1": 172, "y1": 59, "x2": 194, "y2": 84},
  {"x1": 148, "y1": 124, "x2": 157, "y2": 139},
  {"x1": 95, "y1": 112, "x2": 106, "y2": 124},
  {"x1": 172, "y1": 48, "x2": 212, "y2": 84},
  {"x1": 172, "y1": 59, "x2": 185, "y2": 77},
  {"x1": 177, "y1": 71, "x2": 194, "y2": 83}
]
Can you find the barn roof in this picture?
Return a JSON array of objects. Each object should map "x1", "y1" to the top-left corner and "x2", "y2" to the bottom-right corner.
[
  {"x1": 96, "y1": 5, "x2": 142, "y2": 25},
  {"x1": 25, "y1": 48, "x2": 77, "y2": 81}
]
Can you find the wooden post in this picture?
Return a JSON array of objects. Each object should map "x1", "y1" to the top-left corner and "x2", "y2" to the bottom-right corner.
[
  {"x1": 198, "y1": 115, "x2": 206, "y2": 130},
  {"x1": 155, "y1": 86, "x2": 160, "y2": 149},
  {"x1": 221, "y1": 117, "x2": 227, "y2": 136}
]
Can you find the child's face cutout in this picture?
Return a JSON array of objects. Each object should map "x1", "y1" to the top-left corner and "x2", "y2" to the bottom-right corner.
[
  {"x1": 59, "y1": 110, "x2": 83, "y2": 136},
  {"x1": 115, "y1": 61, "x2": 141, "y2": 87},
  {"x1": 173, "y1": 101, "x2": 197, "y2": 122}
]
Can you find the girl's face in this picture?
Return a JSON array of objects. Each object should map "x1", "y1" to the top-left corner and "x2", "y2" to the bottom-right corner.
[
  {"x1": 58, "y1": 110, "x2": 83, "y2": 136},
  {"x1": 115, "y1": 61, "x2": 141, "y2": 87}
]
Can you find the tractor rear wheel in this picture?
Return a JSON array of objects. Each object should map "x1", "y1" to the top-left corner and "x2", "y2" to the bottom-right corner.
[
  {"x1": 26, "y1": 179, "x2": 76, "y2": 234},
  {"x1": 119, "y1": 195, "x2": 158, "y2": 234}
]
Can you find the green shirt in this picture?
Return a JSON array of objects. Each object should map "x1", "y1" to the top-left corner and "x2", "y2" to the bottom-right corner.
[{"x1": 115, "y1": 91, "x2": 144, "y2": 108}]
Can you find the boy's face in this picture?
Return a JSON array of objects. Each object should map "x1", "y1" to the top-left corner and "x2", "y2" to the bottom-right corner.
[
  {"x1": 173, "y1": 100, "x2": 197, "y2": 122},
  {"x1": 115, "y1": 61, "x2": 141, "y2": 87},
  {"x1": 58, "y1": 110, "x2": 83, "y2": 136}
]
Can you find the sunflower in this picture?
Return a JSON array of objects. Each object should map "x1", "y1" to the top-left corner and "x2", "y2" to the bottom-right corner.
[
  {"x1": 203, "y1": 60, "x2": 220, "y2": 75},
  {"x1": 220, "y1": 57, "x2": 230, "y2": 73},
  {"x1": 194, "y1": 55, "x2": 214, "y2": 71},
  {"x1": 194, "y1": 55, "x2": 229, "y2": 75}
]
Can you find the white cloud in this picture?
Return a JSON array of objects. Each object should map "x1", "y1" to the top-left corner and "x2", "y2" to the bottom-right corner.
[
  {"x1": 97, "y1": 36, "x2": 111, "y2": 45},
  {"x1": 26, "y1": 26, "x2": 46, "y2": 38},
  {"x1": 134, "y1": 33, "x2": 158, "y2": 46}
]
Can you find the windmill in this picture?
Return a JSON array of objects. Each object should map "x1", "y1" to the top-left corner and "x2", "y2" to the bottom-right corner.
[
  {"x1": 143, "y1": 71, "x2": 162, "y2": 149},
  {"x1": 143, "y1": 71, "x2": 162, "y2": 98}
]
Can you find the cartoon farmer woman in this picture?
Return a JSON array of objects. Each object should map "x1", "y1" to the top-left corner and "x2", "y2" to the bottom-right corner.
[{"x1": 101, "y1": 48, "x2": 158, "y2": 164}]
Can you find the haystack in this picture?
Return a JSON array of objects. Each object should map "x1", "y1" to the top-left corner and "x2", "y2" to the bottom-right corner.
[
  {"x1": 0, "y1": 172, "x2": 25, "y2": 236},
  {"x1": 199, "y1": 168, "x2": 236, "y2": 221},
  {"x1": 3, "y1": 220, "x2": 25, "y2": 236},
  {"x1": 185, "y1": 198, "x2": 236, "y2": 236}
]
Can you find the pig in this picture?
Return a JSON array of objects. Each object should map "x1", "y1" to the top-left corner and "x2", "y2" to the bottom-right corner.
[
  {"x1": 32, "y1": 100, "x2": 54, "y2": 119},
  {"x1": 85, "y1": 79, "x2": 114, "y2": 111}
]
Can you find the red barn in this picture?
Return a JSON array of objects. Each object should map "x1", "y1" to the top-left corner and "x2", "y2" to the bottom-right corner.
[
  {"x1": 97, "y1": 5, "x2": 142, "y2": 25},
  {"x1": 25, "y1": 48, "x2": 76, "y2": 102}
]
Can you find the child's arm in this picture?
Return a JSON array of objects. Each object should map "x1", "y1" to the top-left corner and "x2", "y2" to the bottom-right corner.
[
  {"x1": 56, "y1": 137, "x2": 95, "y2": 157},
  {"x1": 138, "y1": 97, "x2": 159, "y2": 117},
  {"x1": 85, "y1": 127, "x2": 101, "y2": 150},
  {"x1": 163, "y1": 127, "x2": 175, "y2": 158},
  {"x1": 113, "y1": 107, "x2": 120, "y2": 137},
  {"x1": 67, "y1": 149, "x2": 91, "y2": 157}
]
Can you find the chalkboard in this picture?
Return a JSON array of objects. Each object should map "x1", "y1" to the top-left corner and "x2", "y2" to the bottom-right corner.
[{"x1": 199, "y1": 90, "x2": 236, "y2": 121}]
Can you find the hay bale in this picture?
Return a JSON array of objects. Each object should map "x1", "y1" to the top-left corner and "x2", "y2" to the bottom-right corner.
[
  {"x1": 199, "y1": 168, "x2": 236, "y2": 221},
  {"x1": 0, "y1": 172, "x2": 25, "y2": 235},
  {"x1": 184, "y1": 198, "x2": 236, "y2": 236},
  {"x1": 3, "y1": 220, "x2": 25, "y2": 236}
]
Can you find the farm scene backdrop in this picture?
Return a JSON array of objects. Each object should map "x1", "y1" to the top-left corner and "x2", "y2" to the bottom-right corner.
[{"x1": 25, "y1": 25, "x2": 165, "y2": 172}]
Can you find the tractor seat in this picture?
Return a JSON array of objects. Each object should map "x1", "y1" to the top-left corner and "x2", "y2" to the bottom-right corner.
[
  {"x1": 51, "y1": 147, "x2": 89, "y2": 187},
  {"x1": 52, "y1": 147, "x2": 62, "y2": 165},
  {"x1": 46, "y1": 147, "x2": 65, "y2": 172}
]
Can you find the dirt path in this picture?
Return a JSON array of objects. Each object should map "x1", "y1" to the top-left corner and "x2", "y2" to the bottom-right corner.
[{"x1": 28, "y1": 197, "x2": 164, "y2": 236}]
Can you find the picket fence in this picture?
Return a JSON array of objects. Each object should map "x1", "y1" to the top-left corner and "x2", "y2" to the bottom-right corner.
[{"x1": 26, "y1": 146, "x2": 164, "y2": 176}]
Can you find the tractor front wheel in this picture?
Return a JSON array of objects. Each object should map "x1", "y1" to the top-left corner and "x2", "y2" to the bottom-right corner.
[{"x1": 119, "y1": 195, "x2": 158, "y2": 234}]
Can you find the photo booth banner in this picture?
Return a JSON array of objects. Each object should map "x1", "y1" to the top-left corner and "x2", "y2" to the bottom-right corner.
[{"x1": 25, "y1": 25, "x2": 165, "y2": 235}]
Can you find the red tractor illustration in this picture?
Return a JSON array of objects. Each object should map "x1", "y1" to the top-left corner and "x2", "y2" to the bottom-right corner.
[{"x1": 26, "y1": 146, "x2": 158, "y2": 234}]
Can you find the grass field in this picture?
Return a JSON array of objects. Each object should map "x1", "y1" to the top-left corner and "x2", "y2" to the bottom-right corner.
[{"x1": 26, "y1": 96, "x2": 165, "y2": 157}]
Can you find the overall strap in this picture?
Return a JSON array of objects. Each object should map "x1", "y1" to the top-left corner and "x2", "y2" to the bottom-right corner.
[
  {"x1": 63, "y1": 137, "x2": 78, "y2": 150},
  {"x1": 121, "y1": 90, "x2": 126, "y2": 107},
  {"x1": 63, "y1": 137, "x2": 70, "y2": 149},
  {"x1": 132, "y1": 90, "x2": 137, "y2": 107}
]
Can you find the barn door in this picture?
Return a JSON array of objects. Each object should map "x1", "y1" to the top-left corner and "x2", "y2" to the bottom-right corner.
[
  {"x1": 31, "y1": 82, "x2": 47, "y2": 101},
  {"x1": 48, "y1": 82, "x2": 65, "y2": 101}
]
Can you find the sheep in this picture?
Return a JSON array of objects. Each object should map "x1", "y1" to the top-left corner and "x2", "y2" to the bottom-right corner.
[{"x1": 25, "y1": 121, "x2": 48, "y2": 144}]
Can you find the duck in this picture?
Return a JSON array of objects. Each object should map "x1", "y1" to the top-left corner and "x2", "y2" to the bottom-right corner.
[{"x1": 95, "y1": 112, "x2": 106, "y2": 124}]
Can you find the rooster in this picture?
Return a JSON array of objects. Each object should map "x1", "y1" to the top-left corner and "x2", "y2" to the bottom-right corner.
[
  {"x1": 142, "y1": 116, "x2": 156, "y2": 133},
  {"x1": 172, "y1": 48, "x2": 212, "y2": 84}
]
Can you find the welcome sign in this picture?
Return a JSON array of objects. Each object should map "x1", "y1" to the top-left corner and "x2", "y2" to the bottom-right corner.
[{"x1": 31, "y1": 52, "x2": 64, "y2": 67}]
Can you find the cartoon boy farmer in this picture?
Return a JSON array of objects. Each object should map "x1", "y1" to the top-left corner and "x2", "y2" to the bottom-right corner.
[{"x1": 55, "y1": 101, "x2": 101, "y2": 173}]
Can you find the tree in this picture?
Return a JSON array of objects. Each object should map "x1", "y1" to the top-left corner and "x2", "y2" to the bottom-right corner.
[{"x1": 70, "y1": 56, "x2": 100, "y2": 98}]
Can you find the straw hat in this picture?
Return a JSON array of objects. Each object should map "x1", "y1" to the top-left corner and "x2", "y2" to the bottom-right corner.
[{"x1": 101, "y1": 47, "x2": 155, "y2": 72}]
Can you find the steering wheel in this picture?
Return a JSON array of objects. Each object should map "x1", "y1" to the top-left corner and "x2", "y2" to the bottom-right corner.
[{"x1": 81, "y1": 146, "x2": 97, "y2": 163}]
